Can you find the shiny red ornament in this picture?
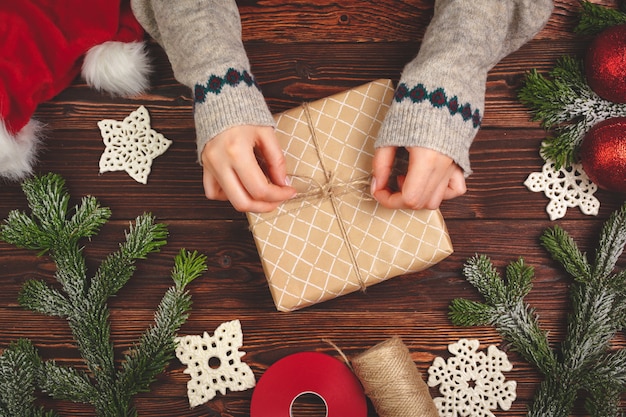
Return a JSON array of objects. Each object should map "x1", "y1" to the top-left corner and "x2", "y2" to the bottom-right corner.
[
  {"x1": 585, "y1": 24, "x2": 626, "y2": 103},
  {"x1": 580, "y1": 117, "x2": 626, "y2": 193}
]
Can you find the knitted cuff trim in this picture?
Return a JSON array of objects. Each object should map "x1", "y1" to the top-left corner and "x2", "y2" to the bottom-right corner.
[
  {"x1": 194, "y1": 80, "x2": 275, "y2": 163},
  {"x1": 194, "y1": 68, "x2": 258, "y2": 104},
  {"x1": 394, "y1": 82, "x2": 482, "y2": 129},
  {"x1": 375, "y1": 100, "x2": 477, "y2": 177}
]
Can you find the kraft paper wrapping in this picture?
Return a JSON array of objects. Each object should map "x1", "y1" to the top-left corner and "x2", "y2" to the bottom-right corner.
[{"x1": 247, "y1": 79, "x2": 453, "y2": 312}]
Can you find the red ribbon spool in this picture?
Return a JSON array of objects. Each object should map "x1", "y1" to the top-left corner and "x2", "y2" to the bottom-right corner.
[{"x1": 250, "y1": 352, "x2": 367, "y2": 417}]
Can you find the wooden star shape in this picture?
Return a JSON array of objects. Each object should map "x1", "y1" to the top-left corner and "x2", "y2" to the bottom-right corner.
[{"x1": 98, "y1": 106, "x2": 172, "y2": 184}]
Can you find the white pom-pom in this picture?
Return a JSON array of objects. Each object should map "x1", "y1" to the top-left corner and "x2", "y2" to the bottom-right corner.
[
  {"x1": 0, "y1": 119, "x2": 43, "y2": 182},
  {"x1": 82, "y1": 41, "x2": 151, "y2": 97}
]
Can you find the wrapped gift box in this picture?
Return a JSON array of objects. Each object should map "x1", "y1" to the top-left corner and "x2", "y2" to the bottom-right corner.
[{"x1": 247, "y1": 79, "x2": 453, "y2": 312}]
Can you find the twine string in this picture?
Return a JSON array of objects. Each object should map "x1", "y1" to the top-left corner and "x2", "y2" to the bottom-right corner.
[
  {"x1": 301, "y1": 102, "x2": 367, "y2": 291},
  {"x1": 249, "y1": 102, "x2": 373, "y2": 291}
]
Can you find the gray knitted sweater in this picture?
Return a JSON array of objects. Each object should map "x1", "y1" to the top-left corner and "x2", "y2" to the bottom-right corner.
[{"x1": 131, "y1": 0, "x2": 553, "y2": 177}]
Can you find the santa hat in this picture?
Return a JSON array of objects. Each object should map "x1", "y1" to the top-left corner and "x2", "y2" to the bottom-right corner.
[{"x1": 0, "y1": 0, "x2": 151, "y2": 181}]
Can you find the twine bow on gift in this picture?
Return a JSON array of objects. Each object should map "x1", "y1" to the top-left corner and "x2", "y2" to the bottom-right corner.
[{"x1": 289, "y1": 172, "x2": 373, "y2": 203}]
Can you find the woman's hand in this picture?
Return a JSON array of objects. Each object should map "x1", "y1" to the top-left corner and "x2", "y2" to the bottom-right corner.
[
  {"x1": 371, "y1": 146, "x2": 466, "y2": 210},
  {"x1": 201, "y1": 125, "x2": 296, "y2": 213}
]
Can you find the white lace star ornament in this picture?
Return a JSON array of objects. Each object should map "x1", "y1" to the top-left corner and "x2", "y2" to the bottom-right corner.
[
  {"x1": 428, "y1": 339, "x2": 516, "y2": 417},
  {"x1": 524, "y1": 157, "x2": 599, "y2": 221},
  {"x1": 98, "y1": 105, "x2": 172, "y2": 184},
  {"x1": 175, "y1": 320, "x2": 256, "y2": 408}
]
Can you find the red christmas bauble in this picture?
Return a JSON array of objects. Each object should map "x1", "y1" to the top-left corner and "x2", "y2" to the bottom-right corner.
[
  {"x1": 585, "y1": 24, "x2": 626, "y2": 103},
  {"x1": 580, "y1": 117, "x2": 626, "y2": 193}
]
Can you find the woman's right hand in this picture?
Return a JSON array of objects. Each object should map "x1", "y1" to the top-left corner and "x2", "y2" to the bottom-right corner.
[{"x1": 201, "y1": 125, "x2": 296, "y2": 213}]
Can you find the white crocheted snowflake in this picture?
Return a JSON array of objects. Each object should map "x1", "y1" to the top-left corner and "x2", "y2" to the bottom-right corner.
[
  {"x1": 524, "y1": 158, "x2": 599, "y2": 221},
  {"x1": 175, "y1": 320, "x2": 256, "y2": 408},
  {"x1": 98, "y1": 105, "x2": 172, "y2": 184},
  {"x1": 427, "y1": 339, "x2": 516, "y2": 417}
]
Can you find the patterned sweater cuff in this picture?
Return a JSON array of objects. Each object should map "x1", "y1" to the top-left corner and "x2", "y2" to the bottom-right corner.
[
  {"x1": 194, "y1": 70, "x2": 275, "y2": 162},
  {"x1": 375, "y1": 93, "x2": 479, "y2": 177}
]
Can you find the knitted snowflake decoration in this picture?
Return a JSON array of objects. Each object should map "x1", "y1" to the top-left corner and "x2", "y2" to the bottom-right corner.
[
  {"x1": 427, "y1": 339, "x2": 516, "y2": 417},
  {"x1": 98, "y1": 105, "x2": 172, "y2": 184},
  {"x1": 524, "y1": 155, "x2": 599, "y2": 220},
  {"x1": 175, "y1": 320, "x2": 256, "y2": 408}
]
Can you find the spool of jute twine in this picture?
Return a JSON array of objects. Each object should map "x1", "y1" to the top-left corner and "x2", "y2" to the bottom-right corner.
[{"x1": 351, "y1": 337, "x2": 439, "y2": 417}]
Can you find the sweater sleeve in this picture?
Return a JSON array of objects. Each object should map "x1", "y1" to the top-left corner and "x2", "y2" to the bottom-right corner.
[
  {"x1": 375, "y1": 0, "x2": 553, "y2": 177},
  {"x1": 130, "y1": 0, "x2": 275, "y2": 161}
]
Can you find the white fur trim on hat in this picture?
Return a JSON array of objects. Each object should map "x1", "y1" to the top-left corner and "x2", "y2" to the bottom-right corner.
[
  {"x1": 82, "y1": 41, "x2": 151, "y2": 97},
  {"x1": 0, "y1": 119, "x2": 43, "y2": 182}
]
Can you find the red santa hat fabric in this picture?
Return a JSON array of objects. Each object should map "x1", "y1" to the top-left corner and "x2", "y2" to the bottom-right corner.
[{"x1": 0, "y1": 0, "x2": 150, "y2": 181}]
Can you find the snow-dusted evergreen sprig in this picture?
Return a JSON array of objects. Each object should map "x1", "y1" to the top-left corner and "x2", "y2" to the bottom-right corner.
[
  {"x1": 575, "y1": 0, "x2": 626, "y2": 36},
  {"x1": 0, "y1": 173, "x2": 207, "y2": 417},
  {"x1": 0, "y1": 339, "x2": 59, "y2": 417},
  {"x1": 519, "y1": 56, "x2": 626, "y2": 170},
  {"x1": 449, "y1": 202, "x2": 626, "y2": 417}
]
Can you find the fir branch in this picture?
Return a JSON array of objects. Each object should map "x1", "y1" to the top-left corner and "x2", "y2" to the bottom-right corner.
[
  {"x1": 0, "y1": 174, "x2": 207, "y2": 416},
  {"x1": 20, "y1": 173, "x2": 71, "y2": 238},
  {"x1": 66, "y1": 196, "x2": 111, "y2": 244},
  {"x1": 0, "y1": 339, "x2": 59, "y2": 417},
  {"x1": 449, "y1": 298, "x2": 496, "y2": 327},
  {"x1": 504, "y1": 258, "x2": 534, "y2": 302},
  {"x1": 18, "y1": 280, "x2": 71, "y2": 317},
  {"x1": 582, "y1": 348, "x2": 626, "y2": 393},
  {"x1": 0, "y1": 210, "x2": 51, "y2": 253},
  {"x1": 450, "y1": 202, "x2": 626, "y2": 416},
  {"x1": 583, "y1": 389, "x2": 622, "y2": 417},
  {"x1": 118, "y1": 250, "x2": 207, "y2": 400},
  {"x1": 526, "y1": 369, "x2": 579, "y2": 417},
  {"x1": 575, "y1": 0, "x2": 626, "y2": 36},
  {"x1": 452, "y1": 256, "x2": 556, "y2": 375},
  {"x1": 461, "y1": 255, "x2": 506, "y2": 305},
  {"x1": 88, "y1": 214, "x2": 168, "y2": 305},
  {"x1": 561, "y1": 281, "x2": 619, "y2": 369},
  {"x1": 540, "y1": 225, "x2": 591, "y2": 282},
  {"x1": 171, "y1": 249, "x2": 208, "y2": 288},
  {"x1": 593, "y1": 203, "x2": 626, "y2": 279},
  {"x1": 38, "y1": 361, "x2": 96, "y2": 403},
  {"x1": 518, "y1": 57, "x2": 626, "y2": 169}
]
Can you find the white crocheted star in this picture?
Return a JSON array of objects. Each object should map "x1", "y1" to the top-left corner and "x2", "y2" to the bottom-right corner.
[
  {"x1": 524, "y1": 157, "x2": 599, "y2": 221},
  {"x1": 98, "y1": 105, "x2": 172, "y2": 184},
  {"x1": 427, "y1": 339, "x2": 516, "y2": 417},
  {"x1": 175, "y1": 320, "x2": 256, "y2": 408}
]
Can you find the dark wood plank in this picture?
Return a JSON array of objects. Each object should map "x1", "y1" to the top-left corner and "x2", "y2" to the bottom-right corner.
[{"x1": 1, "y1": 0, "x2": 625, "y2": 415}]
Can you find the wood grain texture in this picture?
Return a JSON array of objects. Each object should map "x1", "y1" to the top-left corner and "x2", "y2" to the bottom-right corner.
[{"x1": 1, "y1": 0, "x2": 625, "y2": 415}]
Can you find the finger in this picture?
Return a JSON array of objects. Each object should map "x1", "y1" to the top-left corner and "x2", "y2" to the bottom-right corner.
[
  {"x1": 371, "y1": 147, "x2": 396, "y2": 194},
  {"x1": 396, "y1": 149, "x2": 438, "y2": 209},
  {"x1": 202, "y1": 168, "x2": 228, "y2": 201},
  {"x1": 256, "y1": 128, "x2": 290, "y2": 187},
  {"x1": 219, "y1": 166, "x2": 285, "y2": 213},
  {"x1": 371, "y1": 147, "x2": 400, "y2": 206},
  {"x1": 443, "y1": 167, "x2": 467, "y2": 201},
  {"x1": 232, "y1": 150, "x2": 296, "y2": 203},
  {"x1": 204, "y1": 142, "x2": 286, "y2": 211}
]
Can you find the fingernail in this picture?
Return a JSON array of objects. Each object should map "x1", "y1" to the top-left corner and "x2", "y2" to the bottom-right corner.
[
  {"x1": 370, "y1": 177, "x2": 376, "y2": 196},
  {"x1": 284, "y1": 176, "x2": 292, "y2": 186}
]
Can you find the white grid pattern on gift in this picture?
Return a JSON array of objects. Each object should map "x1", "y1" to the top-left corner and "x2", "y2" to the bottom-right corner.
[
  {"x1": 341, "y1": 198, "x2": 450, "y2": 284},
  {"x1": 249, "y1": 80, "x2": 452, "y2": 311}
]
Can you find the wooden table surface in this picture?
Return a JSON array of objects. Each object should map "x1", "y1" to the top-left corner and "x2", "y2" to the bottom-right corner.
[{"x1": 2, "y1": 1, "x2": 625, "y2": 415}]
